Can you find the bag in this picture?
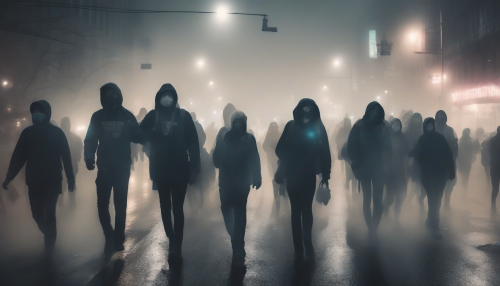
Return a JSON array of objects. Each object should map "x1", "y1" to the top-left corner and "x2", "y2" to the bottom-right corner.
[{"x1": 315, "y1": 184, "x2": 331, "y2": 206}]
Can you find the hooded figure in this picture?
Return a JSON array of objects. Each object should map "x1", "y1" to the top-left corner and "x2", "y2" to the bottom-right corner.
[
  {"x1": 489, "y1": 127, "x2": 500, "y2": 213},
  {"x1": 213, "y1": 110, "x2": 261, "y2": 265},
  {"x1": 409, "y1": 118, "x2": 455, "y2": 238},
  {"x1": 435, "y1": 110, "x2": 458, "y2": 209},
  {"x1": 458, "y1": 128, "x2": 475, "y2": 192},
  {"x1": 132, "y1": 107, "x2": 149, "y2": 163},
  {"x1": 336, "y1": 117, "x2": 356, "y2": 191},
  {"x1": 263, "y1": 122, "x2": 282, "y2": 212},
  {"x1": 59, "y1": 117, "x2": 83, "y2": 207},
  {"x1": 186, "y1": 112, "x2": 208, "y2": 211},
  {"x1": 404, "y1": 113, "x2": 425, "y2": 211},
  {"x1": 211, "y1": 103, "x2": 237, "y2": 152},
  {"x1": 347, "y1": 101, "x2": 392, "y2": 234},
  {"x1": 84, "y1": 83, "x2": 142, "y2": 253},
  {"x1": 384, "y1": 118, "x2": 409, "y2": 218},
  {"x1": 3, "y1": 100, "x2": 75, "y2": 252},
  {"x1": 482, "y1": 132, "x2": 495, "y2": 189},
  {"x1": 275, "y1": 98, "x2": 331, "y2": 261},
  {"x1": 140, "y1": 83, "x2": 200, "y2": 260}
]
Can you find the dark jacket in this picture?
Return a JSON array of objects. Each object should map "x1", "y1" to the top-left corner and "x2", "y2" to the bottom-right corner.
[
  {"x1": 263, "y1": 122, "x2": 281, "y2": 176},
  {"x1": 482, "y1": 133, "x2": 495, "y2": 168},
  {"x1": 435, "y1": 110, "x2": 458, "y2": 161},
  {"x1": 336, "y1": 117, "x2": 352, "y2": 159},
  {"x1": 404, "y1": 113, "x2": 423, "y2": 150},
  {"x1": 489, "y1": 128, "x2": 500, "y2": 171},
  {"x1": 275, "y1": 98, "x2": 331, "y2": 180},
  {"x1": 213, "y1": 111, "x2": 261, "y2": 189},
  {"x1": 347, "y1": 101, "x2": 392, "y2": 181},
  {"x1": 409, "y1": 118, "x2": 455, "y2": 183},
  {"x1": 140, "y1": 84, "x2": 200, "y2": 183},
  {"x1": 211, "y1": 103, "x2": 237, "y2": 152},
  {"x1": 84, "y1": 83, "x2": 142, "y2": 171},
  {"x1": 7, "y1": 100, "x2": 75, "y2": 189}
]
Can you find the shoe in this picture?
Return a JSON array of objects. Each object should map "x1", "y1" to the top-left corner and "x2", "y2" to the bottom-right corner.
[
  {"x1": 114, "y1": 243, "x2": 125, "y2": 252},
  {"x1": 168, "y1": 241, "x2": 182, "y2": 260},
  {"x1": 304, "y1": 245, "x2": 315, "y2": 262}
]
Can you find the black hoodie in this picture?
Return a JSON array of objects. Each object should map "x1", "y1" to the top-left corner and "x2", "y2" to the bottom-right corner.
[
  {"x1": 213, "y1": 111, "x2": 261, "y2": 188},
  {"x1": 140, "y1": 84, "x2": 200, "y2": 183},
  {"x1": 275, "y1": 98, "x2": 331, "y2": 180},
  {"x1": 84, "y1": 83, "x2": 142, "y2": 171},
  {"x1": 409, "y1": 118, "x2": 455, "y2": 183},
  {"x1": 347, "y1": 101, "x2": 392, "y2": 181},
  {"x1": 388, "y1": 118, "x2": 409, "y2": 177},
  {"x1": 6, "y1": 100, "x2": 75, "y2": 189}
]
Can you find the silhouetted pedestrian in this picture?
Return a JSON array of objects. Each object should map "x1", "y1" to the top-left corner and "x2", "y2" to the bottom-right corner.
[
  {"x1": 84, "y1": 83, "x2": 142, "y2": 253},
  {"x1": 435, "y1": 110, "x2": 458, "y2": 210},
  {"x1": 405, "y1": 113, "x2": 424, "y2": 211},
  {"x1": 3, "y1": 100, "x2": 75, "y2": 253},
  {"x1": 409, "y1": 118, "x2": 455, "y2": 239},
  {"x1": 458, "y1": 128, "x2": 474, "y2": 193},
  {"x1": 276, "y1": 98, "x2": 331, "y2": 261},
  {"x1": 347, "y1": 101, "x2": 392, "y2": 235},
  {"x1": 263, "y1": 122, "x2": 281, "y2": 213},
  {"x1": 336, "y1": 117, "x2": 356, "y2": 191},
  {"x1": 489, "y1": 127, "x2": 500, "y2": 213},
  {"x1": 140, "y1": 84, "x2": 200, "y2": 260}
]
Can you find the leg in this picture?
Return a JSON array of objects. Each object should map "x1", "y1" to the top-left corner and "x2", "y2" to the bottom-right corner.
[
  {"x1": 96, "y1": 171, "x2": 114, "y2": 240},
  {"x1": 491, "y1": 171, "x2": 500, "y2": 212},
  {"x1": 463, "y1": 167, "x2": 471, "y2": 192},
  {"x1": 425, "y1": 180, "x2": 446, "y2": 234},
  {"x1": 171, "y1": 181, "x2": 188, "y2": 248},
  {"x1": 443, "y1": 177, "x2": 456, "y2": 209},
  {"x1": 28, "y1": 187, "x2": 47, "y2": 235},
  {"x1": 384, "y1": 180, "x2": 396, "y2": 215},
  {"x1": 418, "y1": 180, "x2": 426, "y2": 213},
  {"x1": 112, "y1": 170, "x2": 130, "y2": 247},
  {"x1": 286, "y1": 179, "x2": 304, "y2": 255},
  {"x1": 360, "y1": 179, "x2": 373, "y2": 231},
  {"x1": 43, "y1": 188, "x2": 60, "y2": 250},
  {"x1": 486, "y1": 166, "x2": 492, "y2": 188},
  {"x1": 394, "y1": 178, "x2": 408, "y2": 217},
  {"x1": 372, "y1": 177, "x2": 384, "y2": 230},
  {"x1": 300, "y1": 176, "x2": 317, "y2": 259},
  {"x1": 232, "y1": 188, "x2": 250, "y2": 260},
  {"x1": 220, "y1": 188, "x2": 235, "y2": 237},
  {"x1": 157, "y1": 181, "x2": 174, "y2": 238}
]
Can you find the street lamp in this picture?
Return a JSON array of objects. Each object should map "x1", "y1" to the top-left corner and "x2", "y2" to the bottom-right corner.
[
  {"x1": 2, "y1": 81, "x2": 7, "y2": 86},
  {"x1": 409, "y1": 32, "x2": 418, "y2": 42},
  {"x1": 210, "y1": 81, "x2": 214, "y2": 85},
  {"x1": 197, "y1": 60, "x2": 205, "y2": 67}
]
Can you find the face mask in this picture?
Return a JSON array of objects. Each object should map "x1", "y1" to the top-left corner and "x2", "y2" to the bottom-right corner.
[
  {"x1": 160, "y1": 95, "x2": 174, "y2": 107},
  {"x1": 392, "y1": 122, "x2": 401, "y2": 132},
  {"x1": 105, "y1": 93, "x2": 118, "y2": 108},
  {"x1": 32, "y1": 112, "x2": 46, "y2": 123}
]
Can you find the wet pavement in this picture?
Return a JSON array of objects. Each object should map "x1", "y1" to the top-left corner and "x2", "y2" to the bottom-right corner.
[{"x1": 1, "y1": 160, "x2": 500, "y2": 286}]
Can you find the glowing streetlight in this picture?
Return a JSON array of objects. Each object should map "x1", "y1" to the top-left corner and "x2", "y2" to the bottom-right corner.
[
  {"x1": 218, "y1": 97, "x2": 221, "y2": 100},
  {"x1": 377, "y1": 96, "x2": 380, "y2": 100},
  {"x1": 216, "y1": 6, "x2": 229, "y2": 21},
  {"x1": 213, "y1": 111, "x2": 217, "y2": 114},
  {"x1": 409, "y1": 32, "x2": 418, "y2": 42},
  {"x1": 2, "y1": 81, "x2": 7, "y2": 86},
  {"x1": 210, "y1": 81, "x2": 214, "y2": 85},
  {"x1": 323, "y1": 86, "x2": 327, "y2": 89},
  {"x1": 385, "y1": 90, "x2": 388, "y2": 93},
  {"x1": 197, "y1": 60, "x2": 205, "y2": 67},
  {"x1": 334, "y1": 60, "x2": 340, "y2": 66}
]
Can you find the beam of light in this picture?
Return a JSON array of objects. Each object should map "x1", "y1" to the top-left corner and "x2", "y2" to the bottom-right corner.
[
  {"x1": 197, "y1": 59, "x2": 205, "y2": 67},
  {"x1": 2, "y1": 81, "x2": 8, "y2": 86},
  {"x1": 409, "y1": 32, "x2": 417, "y2": 42},
  {"x1": 216, "y1": 5, "x2": 229, "y2": 21}
]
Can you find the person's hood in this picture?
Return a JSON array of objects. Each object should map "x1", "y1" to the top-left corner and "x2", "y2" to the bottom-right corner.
[
  {"x1": 30, "y1": 100, "x2": 52, "y2": 125},
  {"x1": 462, "y1": 128, "x2": 471, "y2": 138},
  {"x1": 293, "y1": 98, "x2": 320, "y2": 124},
  {"x1": 389, "y1": 118, "x2": 402, "y2": 134},
  {"x1": 60, "y1": 117, "x2": 71, "y2": 133},
  {"x1": 230, "y1": 110, "x2": 247, "y2": 133},
  {"x1": 223, "y1": 103, "x2": 236, "y2": 128},
  {"x1": 100, "y1": 83, "x2": 123, "y2": 110},
  {"x1": 435, "y1": 110, "x2": 447, "y2": 125},
  {"x1": 362, "y1": 101, "x2": 385, "y2": 129},
  {"x1": 343, "y1": 117, "x2": 352, "y2": 129},
  {"x1": 155, "y1": 84, "x2": 178, "y2": 110},
  {"x1": 423, "y1": 117, "x2": 436, "y2": 134}
]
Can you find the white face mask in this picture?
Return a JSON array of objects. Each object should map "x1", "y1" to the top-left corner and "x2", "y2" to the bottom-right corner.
[{"x1": 160, "y1": 95, "x2": 174, "y2": 107}]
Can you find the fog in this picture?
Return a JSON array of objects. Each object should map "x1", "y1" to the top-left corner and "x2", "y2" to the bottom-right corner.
[{"x1": 1, "y1": 0, "x2": 500, "y2": 285}]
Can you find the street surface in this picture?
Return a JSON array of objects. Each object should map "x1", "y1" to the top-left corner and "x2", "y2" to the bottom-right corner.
[{"x1": 1, "y1": 160, "x2": 500, "y2": 286}]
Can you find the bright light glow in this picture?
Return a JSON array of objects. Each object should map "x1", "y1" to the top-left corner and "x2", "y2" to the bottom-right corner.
[
  {"x1": 16, "y1": 122, "x2": 20, "y2": 127},
  {"x1": 210, "y1": 81, "x2": 214, "y2": 85},
  {"x1": 273, "y1": 118, "x2": 276, "y2": 121},
  {"x1": 197, "y1": 60, "x2": 204, "y2": 67},
  {"x1": 216, "y1": 6, "x2": 229, "y2": 21},
  {"x1": 2, "y1": 81, "x2": 7, "y2": 86},
  {"x1": 369, "y1": 30, "x2": 378, "y2": 59},
  {"x1": 350, "y1": 116, "x2": 353, "y2": 119},
  {"x1": 334, "y1": 60, "x2": 340, "y2": 66},
  {"x1": 409, "y1": 32, "x2": 417, "y2": 42},
  {"x1": 323, "y1": 86, "x2": 327, "y2": 89},
  {"x1": 7, "y1": 108, "x2": 11, "y2": 112},
  {"x1": 391, "y1": 112, "x2": 394, "y2": 115},
  {"x1": 22, "y1": 118, "x2": 26, "y2": 121},
  {"x1": 218, "y1": 97, "x2": 221, "y2": 100},
  {"x1": 190, "y1": 102, "x2": 193, "y2": 105},
  {"x1": 385, "y1": 90, "x2": 388, "y2": 93},
  {"x1": 213, "y1": 111, "x2": 217, "y2": 114},
  {"x1": 452, "y1": 85, "x2": 500, "y2": 102},
  {"x1": 377, "y1": 96, "x2": 380, "y2": 100}
]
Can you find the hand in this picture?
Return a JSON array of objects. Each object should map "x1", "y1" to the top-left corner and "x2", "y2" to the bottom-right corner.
[
  {"x1": 252, "y1": 180, "x2": 262, "y2": 190},
  {"x1": 85, "y1": 159, "x2": 95, "y2": 171},
  {"x1": 3, "y1": 178, "x2": 11, "y2": 190},
  {"x1": 68, "y1": 180, "x2": 76, "y2": 192},
  {"x1": 320, "y1": 178, "x2": 329, "y2": 189}
]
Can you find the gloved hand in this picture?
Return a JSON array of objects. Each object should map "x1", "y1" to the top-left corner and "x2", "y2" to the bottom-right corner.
[
  {"x1": 85, "y1": 159, "x2": 95, "y2": 171},
  {"x1": 2, "y1": 178, "x2": 12, "y2": 190},
  {"x1": 68, "y1": 180, "x2": 76, "y2": 192},
  {"x1": 320, "y1": 178, "x2": 329, "y2": 188},
  {"x1": 252, "y1": 180, "x2": 262, "y2": 190}
]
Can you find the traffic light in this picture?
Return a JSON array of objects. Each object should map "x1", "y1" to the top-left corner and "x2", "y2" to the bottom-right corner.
[{"x1": 262, "y1": 16, "x2": 278, "y2": 32}]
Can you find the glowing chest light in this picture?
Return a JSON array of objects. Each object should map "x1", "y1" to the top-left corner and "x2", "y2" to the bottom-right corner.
[{"x1": 452, "y1": 85, "x2": 500, "y2": 103}]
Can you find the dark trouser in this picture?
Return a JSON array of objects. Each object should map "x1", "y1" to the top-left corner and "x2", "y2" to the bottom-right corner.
[
  {"x1": 443, "y1": 176, "x2": 456, "y2": 208},
  {"x1": 491, "y1": 170, "x2": 500, "y2": 206},
  {"x1": 485, "y1": 166, "x2": 492, "y2": 187},
  {"x1": 219, "y1": 187, "x2": 251, "y2": 257},
  {"x1": 28, "y1": 184, "x2": 60, "y2": 249},
  {"x1": 422, "y1": 178, "x2": 446, "y2": 229},
  {"x1": 96, "y1": 169, "x2": 130, "y2": 245},
  {"x1": 384, "y1": 175, "x2": 407, "y2": 216},
  {"x1": 360, "y1": 175, "x2": 384, "y2": 231},
  {"x1": 60, "y1": 170, "x2": 77, "y2": 208},
  {"x1": 460, "y1": 166, "x2": 471, "y2": 192},
  {"x1": 286, "y1": 175, "x2": 316, "y2": 253},
  {"x1": 157, "y1": 181, "x2": 188, "y2": 246}
]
